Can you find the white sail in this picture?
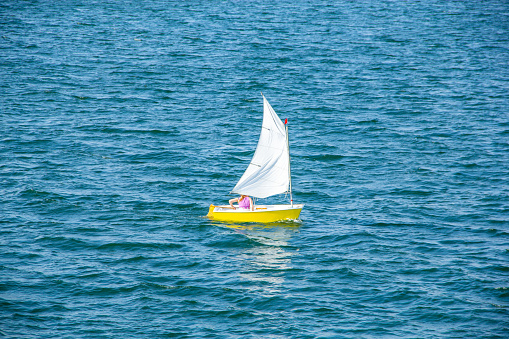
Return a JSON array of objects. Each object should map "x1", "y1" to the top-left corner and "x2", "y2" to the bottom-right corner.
[{"x1": 231, "y1": 95, "x2": 290, "y2": 199}]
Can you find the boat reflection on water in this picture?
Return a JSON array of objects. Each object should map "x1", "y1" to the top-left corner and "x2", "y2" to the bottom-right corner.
[{"x1": 215, "y1": 221, "x2": 301, "y2": 296}]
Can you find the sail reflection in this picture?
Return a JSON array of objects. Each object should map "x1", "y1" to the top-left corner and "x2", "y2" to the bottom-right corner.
[{"x1": 221, "y1": 222, "x2": 301, "y2": 296}]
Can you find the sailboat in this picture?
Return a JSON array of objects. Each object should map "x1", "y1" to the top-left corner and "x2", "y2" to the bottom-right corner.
[{"x1": 207, "y1": 94, "x2": 304, "y2": 223}]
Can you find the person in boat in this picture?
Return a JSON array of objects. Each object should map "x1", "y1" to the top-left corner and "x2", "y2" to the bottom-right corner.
[{"x1": 229, "y1": 195, "x2": 254, "y2": 211}]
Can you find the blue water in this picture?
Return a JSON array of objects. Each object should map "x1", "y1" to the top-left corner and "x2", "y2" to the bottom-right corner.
[{"x1": 1, "y1": 1, "x2": 509, "y2": 337}]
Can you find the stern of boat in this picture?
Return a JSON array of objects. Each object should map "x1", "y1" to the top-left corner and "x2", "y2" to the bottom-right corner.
[{"x1": 207, "y1": 204, "x2": 216, "y2": 217}]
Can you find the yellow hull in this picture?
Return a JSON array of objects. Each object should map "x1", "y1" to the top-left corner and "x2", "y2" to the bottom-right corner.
[{"x1": 207, "y1": 204, "x2": 303, "y2": 223}]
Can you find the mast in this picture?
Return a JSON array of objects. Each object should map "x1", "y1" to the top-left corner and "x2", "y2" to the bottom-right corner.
[{"x1": 286, "y1": 120, "x2": 293, "y2": 207}]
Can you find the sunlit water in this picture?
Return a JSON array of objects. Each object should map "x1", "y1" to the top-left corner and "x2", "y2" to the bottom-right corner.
[{"x1": 1, "y1": 1, "x2": 508, "y2": 337}]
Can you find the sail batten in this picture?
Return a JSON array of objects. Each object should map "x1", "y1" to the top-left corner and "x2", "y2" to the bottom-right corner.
[{"x1": 231, "y1": 95, "x2": 290, "y2": 199}]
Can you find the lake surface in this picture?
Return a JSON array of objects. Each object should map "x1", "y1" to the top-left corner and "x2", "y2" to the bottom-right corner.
[{"x1": 1, "y1": 0, "x2": 508, "y2": 337}]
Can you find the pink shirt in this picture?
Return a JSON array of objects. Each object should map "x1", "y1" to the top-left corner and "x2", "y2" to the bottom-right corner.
[{"x1": 238, "y1": 197, "x2": 251, "y2": 209}]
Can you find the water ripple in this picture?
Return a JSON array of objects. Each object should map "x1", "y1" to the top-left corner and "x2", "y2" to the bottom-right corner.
[{"x1": 1, "y1": 0, "x2": 508, "y2": 338}]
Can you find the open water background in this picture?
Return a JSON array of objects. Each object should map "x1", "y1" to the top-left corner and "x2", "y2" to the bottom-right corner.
[{"x1": 1, "y1": 0, "x2": 509, "y2": 338}]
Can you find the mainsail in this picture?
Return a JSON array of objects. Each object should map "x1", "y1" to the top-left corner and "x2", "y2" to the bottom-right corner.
[{"x1": 231, "y1": 95, "x2": 290, "y2": 199}]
